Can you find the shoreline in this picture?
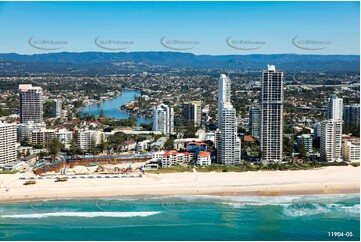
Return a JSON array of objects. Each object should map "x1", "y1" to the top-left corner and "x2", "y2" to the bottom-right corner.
[{"x1": 0, "y1": 166, "x2": 359, "y2": 203}]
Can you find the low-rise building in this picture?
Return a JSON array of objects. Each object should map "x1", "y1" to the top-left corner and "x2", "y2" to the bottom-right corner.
[
  {"x1": 136, "y1": 140, "x2": 151, "y2": 152},
  {"x1": 196, "y1": 151, "x2": 211, "y2": 166},
  {"x1": 342, "y1": 138, "x2": 360, "y2": 162},
  {"x1": 31, "y1": 128, "x2": 56, "y2": 145},
  {"x1": 120, "y1": 140, "x2": 137, "y2": 152},
  {"x1": 161, "y1": 151, "x2": 191, "y2": 167}
]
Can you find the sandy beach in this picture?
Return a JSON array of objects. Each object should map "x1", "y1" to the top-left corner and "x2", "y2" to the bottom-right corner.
[{"x1": 0, "y1": 166, "x2": 359, "y2": 203}]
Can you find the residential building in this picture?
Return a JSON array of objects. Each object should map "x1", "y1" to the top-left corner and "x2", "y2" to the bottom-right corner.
[
  {"x1": 56, "y1": 129, "x2": 73, "y2": 148},
  {"x1": 320, "y1": 120, "x2": 342, "y2": 162},
  {"x1": 136, "y1": 140, "x2": 151, "y2": 152},
  {"x1": 196, "y1": 151, "x2": 211, "y2": 166},
  {"x1": 342, "y1": 138, "x2": 360, "y2": 162},
  {"x1": 77, "y1": 129, "x2": 102, "y2": 150},
  {"x1": 260, "y1": 65, "x2": 284, "y2": 162},
  {"x1": 161, "y1": 151, "x2": 191, "y2": 167},
  {"x1": 17, "y1": 121, "x2": 46, "y2": 142},
  {"x1": 327, "y1": 94, "x2": 343, "y2": 120},
  {"x1": 183, "y1": 101, "x2": 202, "y2": 127},
  {"x1": 120, "y1": 140, "x2": 137, "y2": 152},
  {"x1": 320, "y1": 95, "x2": 343, "y2": 162},
  {"x1": 249, "y1": 105, "x2": 261, "y2": 139},
  {"x1": 217, "y1": 103, "x2": 241, "y2": 165},
  {"x1": 31, "y1": 128, "x2": 56, "y2": 145},
  {"x1": 19, "y1": 84, "x2": 43, "y2": 123},
  {"x1": 217, "y1": 74, "x2": 231, "y2": 128},
  {"x1": 343, "y1": 103, "x2": 360, "y2": 128},
  {"x1": 296, "y1": 134, "x2": 313, "y2": 153},
  {"x1": 52, "y1": 99, "x2": 62, "y2": 118},
  {"x1": 0, "y1": 122, "x2": 17, "y2": 167},
  {"x1": 152, "y1": 104, "x2": 174, "y2": 135}
]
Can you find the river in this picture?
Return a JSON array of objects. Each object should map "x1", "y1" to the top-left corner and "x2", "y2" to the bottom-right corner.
[{"x1": 80, "y1": 89, "x2": 152, "y2": 125}]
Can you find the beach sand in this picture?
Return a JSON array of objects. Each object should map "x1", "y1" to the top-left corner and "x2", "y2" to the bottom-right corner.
[{"x1": 0, "y1": 166, "x2": 359, "y2": 203}]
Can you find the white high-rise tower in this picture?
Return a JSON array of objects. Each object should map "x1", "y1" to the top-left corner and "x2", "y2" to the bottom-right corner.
[
  {"x1": 320, "y1": 95, "x2": 343, "y2": 162},
  {"x1": 0, "y1": 122, "x2": 17, "y2": 167},
  {"x1": 153, "y1": 104, "x2": 174, "y2": 135},
  {"x1": 217, "y1": 74, "x2": 231, "y2": 128},
  {"x1": 260, "y1": 65, "x2": 284, "y2": 162},
  {"x1": 216, "y1": 75, "x2": 240, "y2": 165}
]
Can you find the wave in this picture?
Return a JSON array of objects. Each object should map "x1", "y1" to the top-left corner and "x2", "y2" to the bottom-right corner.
[
  {"x1": 282, "y1": 203, "x2": 360, "y2": 217},
  {"x1": 158, "y1": 193, "x2": 359, "y2": 206},
  {"x1": 1, "y1": 211, "x2": 160, "y2": 219}
]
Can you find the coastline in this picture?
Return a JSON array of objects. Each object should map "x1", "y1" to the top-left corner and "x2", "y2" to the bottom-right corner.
[{"x1": 0, "y1": 166, "x2": 359, "y2": 203}]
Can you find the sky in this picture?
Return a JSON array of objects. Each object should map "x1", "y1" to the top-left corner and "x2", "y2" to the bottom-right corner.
[{"x1": 0, "y1": 1, "x2": 359, "y2": 55}]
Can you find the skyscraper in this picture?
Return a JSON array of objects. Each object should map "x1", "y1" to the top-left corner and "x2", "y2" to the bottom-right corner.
[
  {"x1": 217, "y1": 74, "x2": 231, "y2": 128},
  {"x1": 260, "y1": 65, "x2": 284, "y2": 162},
  {"x1": 0, "y1": 122, "x2": 17, "y2": 167},
  {"x1": 343, "y1": 103, "x2": 360, "y2": 129},
  {"x1": 320, "y1": 95, "x2": 343, "y2": 162},
  {"x1": 52, "y1": 99, "x2": 62, "y2": 118},
  {"x1": 19, "y1": 84, "x2": 43, "y2": 123},
  {"x1": 216, "y1": 74, "x2": 240, "y2": 165},
  {"x1": 183, "y1": 101, "x2": 202, "y2": 127},
  {"x1": 320, "y1": 120, "x2": 343, "y2": 161},
  {"x1": 327, "y1": 94, "x2": 343, "y2": 120},
  {"x1": 249, "y1": 105, "x2": 261, "y2": 139},
  {"x1": 153, "y1": 104, "x2": 174, "y2": 135}
]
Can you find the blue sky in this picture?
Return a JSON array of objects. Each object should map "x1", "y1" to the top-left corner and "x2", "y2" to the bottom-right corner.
[{"x1": 0, "y1": 1, "x2": 359, "y2": 55}]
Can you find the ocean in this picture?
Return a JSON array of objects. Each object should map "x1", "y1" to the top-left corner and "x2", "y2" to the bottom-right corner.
[{"x1": 0, "y1": 194, "x2": 359, "y2": 241}]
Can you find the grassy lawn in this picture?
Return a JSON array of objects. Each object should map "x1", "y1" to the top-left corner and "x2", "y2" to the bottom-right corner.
[{"x1": 146, "y1": 161, "x2": 351, "y2": 173}]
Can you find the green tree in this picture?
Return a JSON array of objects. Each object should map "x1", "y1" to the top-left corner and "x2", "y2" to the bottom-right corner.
[
  {"x1": 299, "y1": 142, "x2": 307, "y2": 160},
  {"x1": 48, "y1": 138, "x2": 62, "y2": 161}
]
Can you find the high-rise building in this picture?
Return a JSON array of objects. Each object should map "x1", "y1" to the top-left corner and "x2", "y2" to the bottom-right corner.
[
  {"x1": 327, "y1": 94, "x2": 343, "y2": 120},
  {"x1": 217, "y1": 74, "x2": 231, "y2": 128},
  {"x1": 216, "y1": 74, "x2": 240, "y2": 165},
  {"x1": 0, "y1": 122, "x2": 17, "y2": 167},
  {"x1": 52, "y1": 99, "x2": 62, "y2": 118},
  {"x1": 320, "y1": 95, "x2": 343, "y2": 162},
  {"x1": 320, "y1": 120, "x2": 342, "y2": 161},
  {"x1": 249, "y1": 105, "x2": 261, "y2": 139},
  {"x1": 217, "y1": 104, "x2": 241, "y2": 165},
  {"x1": 77, "y1": 129, "x2": 103, "y2": 150},
  {"x1": 296, "y1": 134, "x2": 313, "y2": 153},
  {"x1": 19, "y1": 84, "x2": 43, "y2": 123},
  {"x1": 343, "y1": 103, "x2": 360, "y2": 128},
  {"x1": 260, "y1": 65, "x2": 284, "y2": 162},
  {"x1": 152, "y1": 104, "x2": 174, "y2": 135},
  {"x1": 31, "y1": 128, "x2": 56, "y2": 145},
  {"x1": 183, "y1": 101, "x2": 202, "y2": 127}
]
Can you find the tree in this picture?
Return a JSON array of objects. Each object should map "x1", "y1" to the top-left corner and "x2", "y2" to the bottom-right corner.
[
  {"x1": 48, "y1": 138, "x2": 62, "y2": 161},
  {"x1": 299, "y1": 142, "x2": 307, "y2": 160}
]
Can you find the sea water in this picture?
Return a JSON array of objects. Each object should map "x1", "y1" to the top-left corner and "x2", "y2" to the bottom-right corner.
[{"x1": 0, "y1": 194, "x2": 359, "y2": 241}]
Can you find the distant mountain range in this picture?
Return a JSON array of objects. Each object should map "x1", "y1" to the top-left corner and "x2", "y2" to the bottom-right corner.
[{"x1": 0, "y1": 52, "x2": 359, "y2": 73}]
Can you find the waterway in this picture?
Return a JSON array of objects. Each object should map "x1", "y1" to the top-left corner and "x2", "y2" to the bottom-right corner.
[{"x1": 80, "y1": 89, "x2": 151, "y2": 125}]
